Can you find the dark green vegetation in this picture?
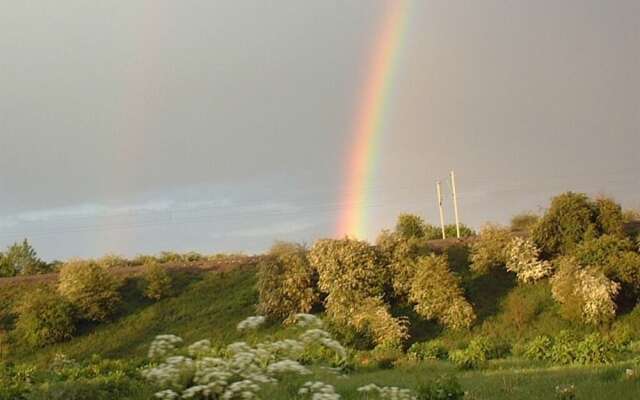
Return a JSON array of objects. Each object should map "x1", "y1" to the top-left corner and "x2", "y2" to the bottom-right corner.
[{"x1": 1, "y1": 192, "x2": 640, "y2": 399}]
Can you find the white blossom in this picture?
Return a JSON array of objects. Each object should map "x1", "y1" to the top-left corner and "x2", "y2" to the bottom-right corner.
[
  {"x1": 237, "y1": 316, "x2": 266, "y2": 331},
  {"x1": 506, "y1": 237, "x2": 553, "y2": 283}
]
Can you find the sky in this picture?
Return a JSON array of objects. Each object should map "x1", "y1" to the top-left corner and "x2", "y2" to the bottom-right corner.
[{"x1": 1, "y1": 0, "x2": 639, "y2": 260}]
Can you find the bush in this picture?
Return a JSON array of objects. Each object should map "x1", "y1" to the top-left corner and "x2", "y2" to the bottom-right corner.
[
  {"x1": 96, "y1": 254, "x2": 128, "y2": 269},
  {"x1": 14, "y1": 287, "x2": 76, "y2": 347},
  {"x1": 595, "y1": 196, "x2": 625, "y2": 237},
  {"x1": 575, "y1": 333, "x2": 615, "y2": 365},
  {"x1": 500, "y1": 283, "x2": 553, "y2": 335},
  {"x1": 449, "y1": 345, "x2": 486, "y2": 370},
  {"x1": 57, "y1": 260, "x2": 122, "y2": 322},
  {"x1": 443, "y1": 224, "x2": 475, "y2": 239},
  {"x1": 469, "y1": 224, "x2": 512, "y2": 274},
  {"x1": 532, "y1": 192, "x2": 599, "y2": 257},
  {"x1": 549, "y1": 331, "x2": 581, "y2": 365},
  {"x1": 551, "y1": 257, "x2": 620, "y2": 326},
  {"x1": 408, "y1": 340, "x2": 448, "y2": 361},
  {"x1": 510, "y1": 213, "x2": 540, "y2": 232},
  {"x1": 143, "y1": 262, "x2": 173, "y2": 301},
  {"x1": 524, "y1": 336, "x2": 553, "y2": 361},
  {"x1": 256, "y1": 242, "x2": 319, "y2": 321},
  {"x1": 416, "y1": 376, "x2": 465, "y2": 400},
  {"x1": 309, "y1": 238, "x2": 407, "y2": 347},
  {"x1": 505, "y1": 237, "x2": 553, "y2": 283},
  {"x1": 376, "y1": 230, "x2": 431, "y2": 301},
  {"x1": 409, "y1": 255, "x2": 476, "y2": 330},
  {"x1": 571, "y1": 235, "x2": 634, "y2": 268}
]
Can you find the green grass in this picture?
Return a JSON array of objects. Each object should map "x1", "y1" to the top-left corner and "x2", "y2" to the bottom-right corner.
[{"x1": 4, "y1": 261, "x2": 640, "y2": 399}]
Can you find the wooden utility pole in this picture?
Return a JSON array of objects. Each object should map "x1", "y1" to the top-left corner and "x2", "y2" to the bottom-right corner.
[
  {"x1": 436, "y1": 181, "x2": 446, "y2": 239},
  {"x1": 450, "y1": 170, "x2": 461, "y2": 239}
]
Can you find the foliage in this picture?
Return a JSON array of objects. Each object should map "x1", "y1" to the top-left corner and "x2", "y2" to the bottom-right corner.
[
  {"x1": 309, "y1": 238, "x2": 406, "y2": 346},
  {"x1": 524, "y1": 335, "x2": 553, "y2": 361},
  {"x1": 143, "y1": 262, "x2": 173, "y2": 301},
  {"x1": 505, "y1": 237, "x2": 553, "y2": 283},
  {"x1": 594, "y1": 196, "x2": 625, "y2": 237},
  {"x1": 510, "y1": 213, "x2": 540, "y2": 232},
  {"x1": 57, "y1": 260, "x2": 122, "y2": 322},
  {"x1": 524, "y1": 332, "x2": 615, "y2": 365},
  {"x1": 415, "y1": 376, "x2": 464, "y2": 400},
  {"x1": 469, "y1": 224, "x2": 512, "y2": 274},
  {"x1": 256, "y1": 242, "x2": 319, "y2": 321},
  {"x1": 407, "y1": 340, "x2": 448, "y2": 361},
  {"x1": 574, "y1": 333, "x2": 615, "y2": 365},
  {"x1": 409, "y1": 255, "x2": 476, "y2": 330},
  {"x1": 449, "y1": 343, "x2": 486, "y2": 370},
  {"x1": 96, "y1": 253, "x2": 129, "y2": 269},
  {"x1": 395, "y1": 213, "x2": 429, "y2": 240},
  {"x1": 376, "y1": 230, "x2": 430, "y2": 301},
  {"x1": 14, "y1": 287, "x2": 77, "y2": 347},
  {"x1": 608, "y1": 251, "x2": 640, "y2": 293},
  {"x1": 532, "y1": 192, "x2": 599, "y2": 257},
  {"x1": 551, "y1": 257, "x2": 620, "y2": 326},
  {"x1": 443, "y1": 224, "x2": 475, "y2": 239},
  {"x1": 0, "y1": 239, "x2": 49, "y2": 276}
]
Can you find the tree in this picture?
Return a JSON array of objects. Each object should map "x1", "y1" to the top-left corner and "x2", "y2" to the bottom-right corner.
[
  {"x1": 2, "y1": 239, "x2": 48, "y2": 276},
  {"x1": 395, "y1": 213, "x2": 428, "y2": 239},
  {"x1": 550, "y1": 257, "x2": 620, "y2": 326},
  {"x1": 469, "y1": 224, "x2": 512, "y2": 274},
  {"x1": 510, "y1": 213, "x2": 540, "y2": 232},
  {"x1": 309, "y1": 238, "x2": 407, "y2": 347},
  {"x1": 57, "y1": 260, "x2": 122, "y2": 321},
  {"x1": 595, "y1": 197, "x2": 625, "y2": 237},
  {"x1": 409, "y1": 255, "x2": 476, "y2": 330},
  {"x1": 256, "y1": 242, "x2": 319, "y2": 321},
  {"x1": 532, "y1": 192, "x2": 599, "y2": 257},
  {"x1": 505, "y1": 237, "x2": 553, "y2": 284}
]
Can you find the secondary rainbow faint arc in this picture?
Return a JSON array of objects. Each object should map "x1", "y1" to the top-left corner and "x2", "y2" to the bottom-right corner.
[{"x1": 336, "y1": 0, "x2": 411, "y2": 238}]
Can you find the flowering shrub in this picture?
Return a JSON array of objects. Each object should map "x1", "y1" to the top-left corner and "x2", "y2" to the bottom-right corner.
[
  {"x1": 469, "y1": 224, "x2": 512, "y2": 274},
  {"x1": 309, "y1": 239, "x2": 407, "y2": 347},
  {"x1": 551, "y1": 258, "x2": 620, "y2": 325},
  {"x1": 143, "y1": 314, "x2": 347, "y2": 399},
  {"x1": 57, "y1": 259, "x2": 122, "y2": 321},
  {"x1": 409, "y1": 255, "x2": 476, "y2": 330},
  {"x1": 256, "y1": 242, "x2": 319, "y2": 322},
  {"x1": 143, "y1": 261, "x2": 173, "y2": 300},
  {"x1": 505, "y1": 237, "x2": 553, "y2": 283},
  {"x1": 376, "y1": 231, "x2": 430, "y2": 301}
]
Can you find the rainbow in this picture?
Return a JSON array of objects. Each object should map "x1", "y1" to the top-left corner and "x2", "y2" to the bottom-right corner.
[{"x1": 336, "y1": 0, "x2": 411, "y2": 238}]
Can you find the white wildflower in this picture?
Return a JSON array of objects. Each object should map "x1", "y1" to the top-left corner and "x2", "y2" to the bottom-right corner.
[
  {"x1": 188, "y1": 339, "x2": 212, "y2": 356},
  {"x1": 237, "y1": 316, "x2": 266, "y2": 331},
  {"x1": 154, "y1": 389, "x2": 179, "y2": 400},
  {"x1": 148, "y1": 334, "x2": 184, "y2": 359},
  {"x1": 299, "y1": 381, "x2": 340, "y2": 400}
]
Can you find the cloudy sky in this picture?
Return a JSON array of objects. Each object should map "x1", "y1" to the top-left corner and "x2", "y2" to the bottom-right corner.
[{"x1": 1, "y1": 1, "x2": 639, "y2": 260}]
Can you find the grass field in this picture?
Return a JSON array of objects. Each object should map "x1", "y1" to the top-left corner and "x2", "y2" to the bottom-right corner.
[{"x1": 2, "y1": 259, "x2": 639, "y2": 399}]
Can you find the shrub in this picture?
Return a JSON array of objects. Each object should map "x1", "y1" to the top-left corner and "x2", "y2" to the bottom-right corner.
[
  {"x1": 500, "y1": 282, "x2": 553, "y2": 335},
  {"x1": 524, "y1": 336, "x2": 553, "y2": 361},
  {"x1": 532, "y1": 192, "x2": 599, "y2": 257},
  {"x1": 57, "y1": 260, "x2": 122, "y2": 322},
  {"x1": 510, "y1": 213, "x2": 540, "y2": 232},
  {"x1": 469, "y1": 224, "x2": 512, "y2": 274},
  {"x1": 551, "y1": 257, "x2": 620, "y2": 326},
  {"x1": 408, "y1": 340, "x2": 448, "y2": 361},
  {"x1": 571, "y1": 235, "x2": 633, "y2": 269},
  {"x1": 14, "y1": 287, "x2": 76, "y2": 347},
  {"x1": 575, "y1": 333, "x2": 615, "y2": 365},
  {"x1": 449, "y1": 345, "x2": 485, "y2": 370},
  {"x1": 443, "y1": 224, "x2": 475, "y2": 239},
  {"x1": 376, "y1": 230, "x2": 431, "y2": 301},
  {"x1": 409, "y1": 255, "x2": 476, "y2": 330},
  {"x1": 351, "y1": 297, "x2": 409, "y2": 348},
  {"x1": 143, "y1": 262, "x2": 173, "y2": 301},
  {"x1": 256, "y1": 242, "x2": 319, "y2": 321},
  {"x1": 96, "y1": 253, "x2": 128, "y2": 269},
  {"x1": 505, "y1": 237, "x2": 553, "y2": 283},
  {"x1": 309, "y1": 238, "x2": 406, "y2": 346},
  {"x1": 604, "y1": 251, "x2": 640, "y2": 293},
  {"x1": 595, "y1": 196, "x2": 625, "y2": 237},
  {"x1": 549, "y1": 331, "x2": 581, "y2": 365},
  {"x1": 416, "y1": 376, "x2": 465, "y2": 400}
]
